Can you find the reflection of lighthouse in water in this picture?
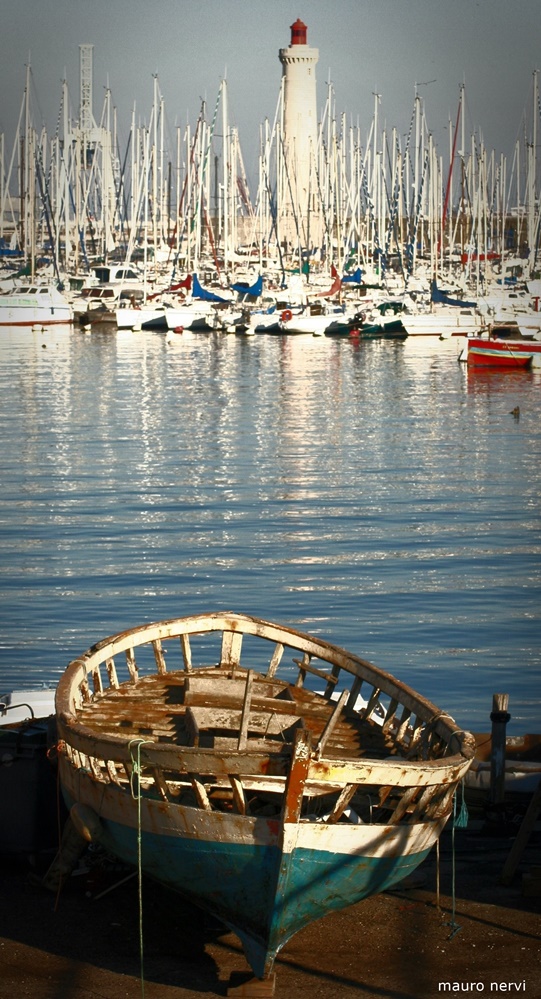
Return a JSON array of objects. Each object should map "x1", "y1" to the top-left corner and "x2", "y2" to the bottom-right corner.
[{"x1": 279, "y1": 18, "x2": 320, "y2": 245}]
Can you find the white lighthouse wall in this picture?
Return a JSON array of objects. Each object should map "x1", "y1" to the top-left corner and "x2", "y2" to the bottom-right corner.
[{"x1": 279, "y1": 44, "x2": 319, "y2": 233}]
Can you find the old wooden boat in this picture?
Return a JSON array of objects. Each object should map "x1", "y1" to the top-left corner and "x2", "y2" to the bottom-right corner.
[
  {"x1": 465, "y1": 731, "x2": 541, "y2": 807},
  {"x1": 55, "y1": 611, "x2": 475, "y2": 986}
]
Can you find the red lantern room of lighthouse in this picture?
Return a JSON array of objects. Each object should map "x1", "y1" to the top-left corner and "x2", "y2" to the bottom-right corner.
[{"x1": 290, "y1": 18, "x2": 308, "y2": 45}]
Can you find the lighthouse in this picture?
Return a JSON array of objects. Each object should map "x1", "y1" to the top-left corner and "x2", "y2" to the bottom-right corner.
[{"x1": 279, "y1": 19, "x2": 319, "y2": 243}]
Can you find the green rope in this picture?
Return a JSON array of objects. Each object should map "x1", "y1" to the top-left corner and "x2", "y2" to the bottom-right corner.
[
  {"x1": 129, "y1": 739, "x2": 152, "y2": 999},
  {"x1": 446, "y1": 780, "x2": 468, "y2": 939},
  {"x1": 455, "y1": 778, "x2": 469, "y2": 829}
]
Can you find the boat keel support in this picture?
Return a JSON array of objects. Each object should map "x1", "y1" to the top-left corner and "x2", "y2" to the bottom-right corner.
[
  {"x1": 227, "y1": 972, "x2": 276, "y2": 997},
  {"x1": 40, "y1": 816, "x2": 89, "y2": 892}
]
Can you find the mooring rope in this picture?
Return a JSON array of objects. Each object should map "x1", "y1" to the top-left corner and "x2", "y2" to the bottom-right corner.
[
  {"x1": 129, "y1": 738, "x2": 153, "y2": 999},
  {"x1": 436, "y1": 837, "x2": 440, "y2": 910},
  {"x1": 447, "y1": 779, "x2": 469, "y2": 939}
]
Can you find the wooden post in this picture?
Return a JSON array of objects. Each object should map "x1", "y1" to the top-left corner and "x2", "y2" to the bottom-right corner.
[
  {"x1": 282, "y1": 728, "x2": 311, "y2": 825},
  {"x1": 489, "y1": 693, "x2": 510, "y2": 805},
  {"x1": 500, "y1": 780, "x2": 541, "y2": 885}
]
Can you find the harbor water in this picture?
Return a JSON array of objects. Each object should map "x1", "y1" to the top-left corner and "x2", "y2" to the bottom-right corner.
[{"x1": 1, "y1": 326, "x2": 539, "y2": 735}]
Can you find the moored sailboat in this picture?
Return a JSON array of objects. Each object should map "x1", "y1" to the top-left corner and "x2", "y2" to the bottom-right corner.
[{"x1": 0, "y1": 284, "x2": 74, "y2": 326}]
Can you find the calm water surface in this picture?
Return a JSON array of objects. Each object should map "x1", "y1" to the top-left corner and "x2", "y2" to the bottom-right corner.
[{"x1": 1, "y1": 326, "x2": 539, "y2": 734}]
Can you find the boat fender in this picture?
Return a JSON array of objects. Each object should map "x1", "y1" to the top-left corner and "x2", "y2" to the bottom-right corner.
[
  {"x1": 70, "y1": 802, "x2": 104, "y2": 843},
  {"x1": 343, "y1": 805, "x2": 363, "y2": 824},
  {"x1": 320, "y1": 806, "x2": 363, "y2": 824},
  {"x1": 281, "y1": 309, "x2": 293, "y2": 323}
]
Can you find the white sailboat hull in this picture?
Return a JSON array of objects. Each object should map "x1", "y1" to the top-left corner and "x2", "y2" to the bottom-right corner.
[
  {"x1": 0, "y1": 287, "x2": 74, "y2": 326},
  {"x1": 402, "y1": 309, "x2": 482, "y2": 337}
]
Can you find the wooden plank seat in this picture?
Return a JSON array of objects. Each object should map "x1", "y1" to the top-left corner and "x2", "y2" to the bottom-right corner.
[{"x1": 76, "y1": 665, "x2": 397, "y2": 760}]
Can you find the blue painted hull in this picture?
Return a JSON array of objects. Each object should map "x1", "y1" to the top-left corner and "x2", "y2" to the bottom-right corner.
[{"x1": 63, "y1": 782, "x2": 434, "y2": 978}]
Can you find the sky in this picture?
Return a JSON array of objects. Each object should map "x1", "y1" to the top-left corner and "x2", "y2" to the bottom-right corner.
[{"x1": 1, "y1": 0, "x2": 539, "y2": 190}]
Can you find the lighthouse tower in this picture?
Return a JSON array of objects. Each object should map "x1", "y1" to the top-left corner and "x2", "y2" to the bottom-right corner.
[{"x1": 279, "y1": 19, "x2": 319, "y2": 242}]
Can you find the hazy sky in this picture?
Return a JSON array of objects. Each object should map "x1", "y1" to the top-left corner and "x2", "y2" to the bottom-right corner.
[{"x1": 1, "y1": 0, "x2": 539, "y2": 186}]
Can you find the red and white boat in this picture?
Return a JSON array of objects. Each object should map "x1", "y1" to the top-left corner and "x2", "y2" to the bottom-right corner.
[{"x1": 460, "y1": 328, "x2": 541, "y2": 369}]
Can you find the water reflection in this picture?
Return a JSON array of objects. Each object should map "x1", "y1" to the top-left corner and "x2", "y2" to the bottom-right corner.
[{"x1": 0, "y1": 329, "x2": 539, "y2": 733}]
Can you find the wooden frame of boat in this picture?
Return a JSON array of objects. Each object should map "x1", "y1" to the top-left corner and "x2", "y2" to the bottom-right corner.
[{"x1": 55, "y1": 611, "x2": 475, "y2": 988}]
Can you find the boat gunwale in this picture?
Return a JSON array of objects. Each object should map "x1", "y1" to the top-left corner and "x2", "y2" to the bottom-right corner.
[{"x1": 55, "y1": 612, "x2": 475, "y2": 782}]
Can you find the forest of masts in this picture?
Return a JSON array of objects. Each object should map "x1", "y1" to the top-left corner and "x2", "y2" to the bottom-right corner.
[{"x1": 1, "y1": 63, "x2": 539, "y2": 291}]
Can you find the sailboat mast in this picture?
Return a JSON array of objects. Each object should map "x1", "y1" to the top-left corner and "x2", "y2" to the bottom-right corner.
[{"x1": 222, "y1": 79, "x2": 229, "y2": 274}]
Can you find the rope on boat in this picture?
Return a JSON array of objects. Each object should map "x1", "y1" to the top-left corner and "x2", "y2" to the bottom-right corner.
[
  {"x1": 446, "y1": 780, "x2": 469, "y2": 940},
  {"x1": 454, "y1": 778, "x2": 469, "y2": 830},
  {"x1": 436, "y1": 838, "x2": 440, "y2": 910},
  {"x1": 129, "y1": 738, "x2": 153, "y2": 999}
]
